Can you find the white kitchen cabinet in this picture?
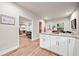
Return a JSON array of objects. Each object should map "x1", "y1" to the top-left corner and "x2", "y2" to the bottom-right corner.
[
  {"x1": 50, "y1": 36, "x2": 58, "y2": 53},
  {"x1": 50, "y1": 36, "x2": 68, "y2": 56},
  {"x1": 51, "y1": 36, "x2": 68, "y2": 56},
  {"x1": 75, "y1": 38, "x2": 79, "y2": 56},
  {"x1": 67, "y1": 37, "x2": 76, "y2": 56},
  {"x1": 40, "y1": 34, "x2": 51, "y2": 50},
  {"x1": 40, "y1": 33, "x2": 79, "y2": 56},
  {"x1": 57, "y1": 37, "x2": 68, "y2": 56},
  {"x1": 40, "y1": 34, "x2": 68, "y2": 56}
]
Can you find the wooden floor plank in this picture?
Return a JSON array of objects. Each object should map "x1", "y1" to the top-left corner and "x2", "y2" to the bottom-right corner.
[{"x1": 3, "y1": 35, "x2": 56, "y2": 56}]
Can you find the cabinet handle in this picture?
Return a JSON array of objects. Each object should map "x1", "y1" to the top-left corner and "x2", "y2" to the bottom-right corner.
[
  {"x1": 69, "y1": 39, "x2": 70, "y2": 44},
  {"x1": 56, "y1": 41, "x2": 59, "y2": 46},
  {"x1": 58, "y1": 42, "x2": 59, "y2": 46},
  {"x1": 43, "y1": 39, "x2": 45, "y2": 41},
  {"x1": 56, "y1": 41, "x2": 57, "y2": 45}
]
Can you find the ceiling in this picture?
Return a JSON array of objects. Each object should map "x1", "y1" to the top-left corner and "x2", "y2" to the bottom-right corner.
[{"x1": 16, "y1": 2, "x2": 79, "y2": 20}]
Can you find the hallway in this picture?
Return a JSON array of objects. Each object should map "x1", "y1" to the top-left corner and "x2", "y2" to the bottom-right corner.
[{"x1": 3, "y1": 36, "x2": 56, "y2": 56}]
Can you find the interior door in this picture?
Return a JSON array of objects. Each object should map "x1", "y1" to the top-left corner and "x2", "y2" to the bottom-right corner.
[{"x1": 39, "y1": 21, "x2": 42, "y2": 33}]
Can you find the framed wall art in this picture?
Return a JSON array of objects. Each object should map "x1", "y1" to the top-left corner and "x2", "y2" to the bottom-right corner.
[
  {"x1": 0, "y1": 14, "x2": 15, "y2": 25},
  {"x1": 71, "y1": 19, "x2": 76, "y2": 29}
]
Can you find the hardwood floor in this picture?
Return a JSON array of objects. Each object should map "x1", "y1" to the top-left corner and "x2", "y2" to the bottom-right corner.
[{"x1": 3, "y1": 35, "x2": 56, "y2": 56}]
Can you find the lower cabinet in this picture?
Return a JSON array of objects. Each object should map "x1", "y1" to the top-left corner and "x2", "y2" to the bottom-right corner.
[
  {"x1": 67, "y1": 37, "x2": 76, "y2": 56},
  {"x1": 40, "y1": 34, "x2": 79, "y2": 56},
  {"x1": 75, "y1": 39, "x2": 79, "y2": 56},
  {"x1": 40, "y1": 34, "x2": 51, "y2": 50},
  {"x1": 50, "y1": 36, "x2": 58, "y2": 53},
  {"x1": 57, "y1": 37, "x2": 68, "y2": 56},
  {"x1": 50, "y1": 36, "x2": 68, "y2": 56}
]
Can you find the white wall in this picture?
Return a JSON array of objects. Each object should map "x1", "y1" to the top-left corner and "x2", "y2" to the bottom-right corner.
[
  {"x1": 32, "y1": 17, "x2": 40, "y2": 40},
  {"x1": 0, "y1": 2, "x2": 39, "y2": 55},
  {"x1": 45, "y1": 17, "x2": 70, "y2": 32},
  {"x1": 32, "y1": 19, "x2": 46, "y2": 40},
  {"x1": 70, "y1": 7, "x2": 79, "y2": 34}
]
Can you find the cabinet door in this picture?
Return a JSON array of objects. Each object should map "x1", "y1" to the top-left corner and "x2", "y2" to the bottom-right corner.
[
  {"x1": 40, "y1": 34, "x2": 51, "y2": 50},
  {"x1": 50, "y1": 36, "x2": 58, "y2": 53},
  {"x1": 58, "y1": 37, "x2": 68, "y2": 56},
  {"x1": 68, "y1": 37, "x2": 75, "y2": 56},
  {"x1": 76, "y1": 38, "x2": 79, "y2": 56},
  {"x1": 40, "y1": 34, "x2": 45, "y2": 48}
]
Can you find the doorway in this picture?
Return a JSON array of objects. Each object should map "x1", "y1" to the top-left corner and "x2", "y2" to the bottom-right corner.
[
  {"x1": 19, "y1": 16, "x2": 32, "y2": 47},
  {"x1": 39, "y1": 20, "x2": 46, "y2": 33}
]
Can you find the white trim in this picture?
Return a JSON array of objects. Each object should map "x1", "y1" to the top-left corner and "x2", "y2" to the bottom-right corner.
[
  {"x1": 0, "y1": 46, "x2": 19, "y2": 56},
  {"x1": 32, "y1": 36, "x2": 39, "y2": 41}
]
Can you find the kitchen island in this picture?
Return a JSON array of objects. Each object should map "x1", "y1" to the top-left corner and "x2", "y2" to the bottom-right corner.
[{"x1": 40, "y1": 32, "x2": 79, "y2": 56}]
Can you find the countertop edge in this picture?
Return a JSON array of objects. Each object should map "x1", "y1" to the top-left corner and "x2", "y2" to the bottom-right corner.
[{"x1": 40, "y1": 33, "x2": 79, "y2": 39}]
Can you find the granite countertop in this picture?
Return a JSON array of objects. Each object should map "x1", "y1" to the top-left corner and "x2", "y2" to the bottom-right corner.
[{"x1": 41, "y1": 32, "x2": 79, "y2": 39}]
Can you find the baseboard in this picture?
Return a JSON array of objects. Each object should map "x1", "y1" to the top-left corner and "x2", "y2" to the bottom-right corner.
[
  {"x1": 35, "y1": 37, "x2": 39, "y2": 40},
  {"x1": 32, "y1": 36, "x2": 39, "y2": 41},
  {"x1": 0, "y1": 46, "x2": 19, "y2": 56}
]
